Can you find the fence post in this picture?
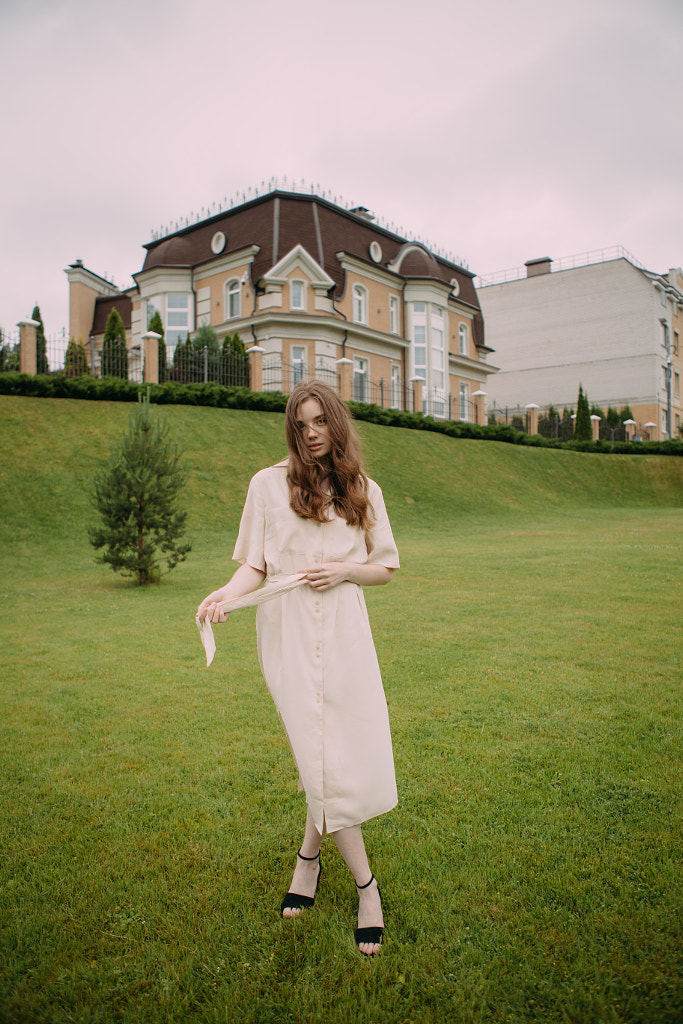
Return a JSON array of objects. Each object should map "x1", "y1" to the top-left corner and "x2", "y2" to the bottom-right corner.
[
  {"x1": 473, "y1": 390, "x2": 487, "y2": 425},
  {"x1": 409, "y1": 376, "x2": 424, "y2": 414},
  {"x1": 248, "y1": 346, "x2": 264, "y2": 392},
  {"x1": 18, "y1": 319, "x2": 40, "y2": 375},
  {"x1": 591, "y1": 414, "x2": 601, "y2": 441},
  {"x1": 142, "y1": 331, "x2": 161, "y2": 384},
  {"x1": 336, "y1": 358, "x2": 353, "y2": 402},
  {"x1": 525, "y1": 403, "x2": 540, "y2": 435},
  {"x1": 623, "y1": 418, "x2": 636, "y2": 441}
]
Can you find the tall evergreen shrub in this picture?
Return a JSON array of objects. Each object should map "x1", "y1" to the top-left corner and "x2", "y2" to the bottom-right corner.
[
  {"x1": 31, "y1": 305, "x2": 49, "y2": 374},
  {"x1": 574, "y1": 384, "x2": 592, "y2": 441},
  {"x1": 101, "y1": 309, "x2": 128, "y2": 378}
]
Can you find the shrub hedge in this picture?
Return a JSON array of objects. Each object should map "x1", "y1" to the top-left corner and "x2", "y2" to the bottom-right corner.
[{"x1": 1, "y1": 372, "x2": 681, "y2": 456}]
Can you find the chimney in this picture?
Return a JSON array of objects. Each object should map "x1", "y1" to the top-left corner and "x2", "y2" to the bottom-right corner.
[
  {"x1": 350, "y1": 206, "x2": 375, "y2": 222},
  {"x1": 525, "y1": 257, "x2": 553, "y2": 278}
]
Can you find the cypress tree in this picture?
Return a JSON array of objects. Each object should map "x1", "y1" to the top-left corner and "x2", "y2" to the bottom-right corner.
[
  {"x1": 88, "y1": 392, "x2": 192, "y2": 585},
  {"x1": 574, "y1": 384, "x2": 592, "y2": 441},
  {"x1": 32, "y1": 305, "x2": 49, "y2": 374},
  {"x1": 101, "y1": 309, "x2": 128, "y2": 378}
]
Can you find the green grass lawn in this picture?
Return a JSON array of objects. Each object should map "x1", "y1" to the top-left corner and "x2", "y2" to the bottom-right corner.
[{"x1": 1, "y1": 396, "x2": 682, "y2": 1024}]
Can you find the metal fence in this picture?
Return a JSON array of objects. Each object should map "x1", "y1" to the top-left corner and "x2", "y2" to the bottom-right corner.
[
  {"x1": 1, "y1": 332, "x2": 485, "y2": 427},
  {"x1": 0, "y1": 330, "x2": 20, "y2": 372},
  {"x1": 163, "y1": 344, "x2": 249, "y2": 387},
  {"x1": 262, "y1": 357, "x2": 339, "y2": 394},
  {"x1": 488, "y1": 403, "x2": 632, "y2": 440}
]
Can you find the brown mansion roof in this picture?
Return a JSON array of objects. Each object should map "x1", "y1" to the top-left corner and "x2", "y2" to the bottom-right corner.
[{"x1": 141, "y1": 191, "x2": 486, "y2": 347}]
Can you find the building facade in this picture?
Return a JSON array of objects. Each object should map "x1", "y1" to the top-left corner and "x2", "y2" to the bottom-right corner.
[
  {"x1": 477, "y1": 249, "x2": 683, "y2": 440},
  {"x1": 66, "y1": 187, "x2": 496, "y2": 419}
]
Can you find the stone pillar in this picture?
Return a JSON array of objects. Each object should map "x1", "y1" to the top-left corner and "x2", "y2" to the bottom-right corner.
[
  {"x1": 409, "y1": 376, "x2": 424, "y2": 414},
  {"x1": 473, "y1": 390, "x2": 487, "y2": 425},
  {"x1": 18, "y1": 319, "x2": 40, "y2": 375},
  {"x1": 623, "y1": 418, "x2": 636, "y2": 441},
  {"x1": 525, "y1": 403, "x2": 540, "y2": 434},
  {"x1": 590, "y1": 414, "x2": 601, "y2": 441},
  {"x1": 142, "y1": 331, "x2": 161, "y2": 384},
  {"x1": 336, "y1": 358, "x2": 353, "y2": 403},
  {"x1": 248, "y1": 346, "x2": 264, "y2": 393}
]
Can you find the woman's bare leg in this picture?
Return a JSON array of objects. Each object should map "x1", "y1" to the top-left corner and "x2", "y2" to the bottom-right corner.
[
  {"x1": 332, "y1": 824, "x2": 384, "y2": 955},
  {"x1": 281, "y1": 805, "x2": 322, "y2": 919}
]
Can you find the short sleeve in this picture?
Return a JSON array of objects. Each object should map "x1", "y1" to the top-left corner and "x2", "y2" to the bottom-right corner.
[
  {"x1": 232, "y1": 471, "x2": 267, "y2": 572},
  {"x1": 365, "y1": 480, "x2": 400, "y2": 569}
]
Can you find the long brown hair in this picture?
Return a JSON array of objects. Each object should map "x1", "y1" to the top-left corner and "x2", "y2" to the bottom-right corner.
[{"x1": 285, "y1": 380, "x2": 373, "y2": 529}]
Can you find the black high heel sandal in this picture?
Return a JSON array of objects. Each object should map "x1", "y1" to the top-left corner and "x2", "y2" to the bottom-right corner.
[
  {"x1": 280, "y1": 849, "x2": 322, "y2": 916},
  {"x1": 354, "y1": 874, "x2": 384, "y2": 955}
]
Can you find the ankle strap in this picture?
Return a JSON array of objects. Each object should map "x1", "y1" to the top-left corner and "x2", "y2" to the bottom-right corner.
[
  {"x1": 297, "y1": 848, "x2": 320, "y2": 861},
  {"x1": 356, "y1": 873, "x2": 375, "y2": 889}
]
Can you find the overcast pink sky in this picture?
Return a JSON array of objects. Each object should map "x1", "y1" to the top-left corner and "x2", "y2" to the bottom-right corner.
[{"x1": 1, "y1": 0, "x2": 681, "y2": 339}]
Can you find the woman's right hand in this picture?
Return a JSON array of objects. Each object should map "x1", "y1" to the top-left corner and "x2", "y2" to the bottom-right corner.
[
  {"x1": 196, "y1": 565, "x2": 266, "y2": 624},
  {"x1": 196, "y1": 593, "x2": 229, "y2": 624}
]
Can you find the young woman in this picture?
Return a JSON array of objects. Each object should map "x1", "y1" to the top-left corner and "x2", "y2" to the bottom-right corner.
[{"x1": 196, "y1": 380, "x2": 399, "y2": 956}]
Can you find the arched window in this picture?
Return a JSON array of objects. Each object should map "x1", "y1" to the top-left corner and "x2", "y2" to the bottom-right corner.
[
  {"x1": 226, "y1": 279, "x2": 241, "y2": 320},
  {"x1": 458, "y1": 323, "x2": 469, "y2": 356},
  {"x1": 353, "y1": 284, "x2": 368, "y2": 325}
]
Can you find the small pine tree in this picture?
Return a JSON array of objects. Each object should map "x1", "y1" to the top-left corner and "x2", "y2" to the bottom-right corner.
[
  {"x1": 101, "y1": 309, "x2": 128, "y2": 378},
  {"x1": 64, "y1": 337, "x2": 90, "y2": 376},
  {"x1": 32, "y1": 305, "x2": 49, "y2": 374},
  {"x1": 148, "y1": 310, "x2": 167, "y2": 382},
  {"x1": 574, "y1": 384, "x2": 592, "y2": 441},
  {"x1": 88, "y1": 393, "x2": 192, "y2": 585}
]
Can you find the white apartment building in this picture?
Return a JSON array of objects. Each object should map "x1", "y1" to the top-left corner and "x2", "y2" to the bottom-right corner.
[{"x1": 477, "y1": 248, "x2": 683, "y2": 440}]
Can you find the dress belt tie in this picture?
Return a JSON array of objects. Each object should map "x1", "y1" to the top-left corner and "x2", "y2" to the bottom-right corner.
[{"x1": 196, "y1": 573, "x2": 308, "y2": 667}]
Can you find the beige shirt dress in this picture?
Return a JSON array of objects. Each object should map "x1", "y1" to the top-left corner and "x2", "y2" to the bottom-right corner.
[{"x1": 233, "y1": 462, "x2": 400, "y2": 834}]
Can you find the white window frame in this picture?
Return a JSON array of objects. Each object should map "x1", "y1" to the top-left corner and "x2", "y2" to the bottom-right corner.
[
  {"x1": 458, "y1": 323, "x2": 469, "y2": 356},
  {"x1": 353, "y1": 356, "x2": 369, "y2": 402},
  {"x1": 291, "y1": 345, "x2": 307, "y2": 384},
  {"x1": 389, "y1": 295, "x2": 400, "y2": 335},
  {"x1": 353, "y1": 284, "x2": 368, "y2": 325},
  {"x1": 390, "y1": 363, "x2": 401, "y2": 408},
  {"x1": 410, "y1": 302, "x2": 448, "y2": 418},
  {"x1": 226, "y1": 279, "x2": 241, "y2": 320},
  {"x1": 158, "y1": 292, "x2": 192, "y2": 349},
  {"x1": 290, "y1": 279, "x2": 306, "y2": 311},
  {"x1": 459, "y1": 382, "x2": 470, "y2": 422}
]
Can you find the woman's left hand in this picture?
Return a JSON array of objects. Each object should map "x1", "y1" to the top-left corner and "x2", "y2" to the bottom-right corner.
[{"x1": 301, "y1": 562, "x2": 351, "y2": 591}]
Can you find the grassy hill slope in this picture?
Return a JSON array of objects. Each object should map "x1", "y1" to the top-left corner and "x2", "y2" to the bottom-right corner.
[
  {"x1": 1, "y1": 395, "x2": 682, "y2": 1023},
  {"x1": 1, "y1": 395, "x2": 682, "y2": 548}
]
